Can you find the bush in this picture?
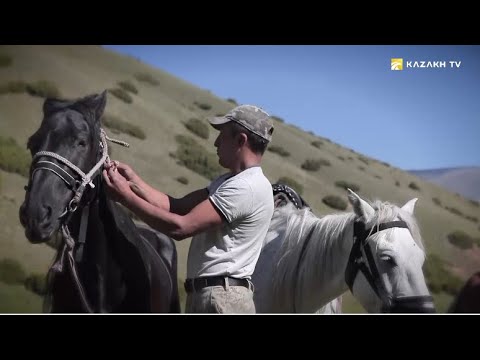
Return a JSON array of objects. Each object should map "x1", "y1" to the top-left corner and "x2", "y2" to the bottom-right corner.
[
  {"x1": 358, "y1": 156, "x2": 369, "y2": 165},
  {"x1": 176, "y1": 176, "x2": 189, "y2": 185},
  {"x1": 185, "y1": 118, "x2": 209, "y2": 140},
  {"x1": 134, "y1": 73, "x2": 159, "y2": 86},
  {"x1": 432, "y1": 197, "x2": 442, "y2": 206},
  {"x1": 0, "y1": 136, "x2": 31, "y2": 177},
  {"x1": 101, "y1": 114, "x2": 146, "y2": 140},
  {"x1": 301, "y1": 159, "x2": 321, "y2": 171},
  {"x1": 445, "y1": 206, "x2": 463, "y2": 217},
  {"x1": 337, "y1": 156, "x2": 345, "y2": 161},
  {"x1": 194, "y1": 101, "x2": 212, "y2": 111},
  {"x1": 447, "y1": 230, "x2": 475, "y2": 250},
  {"x1": 395, "y1": 180, "x2": 400, "y2": 187},
  {"x1": 311, "y1": 140, "x2": 323, "y2": 148},
  {"x1": 0, "y1": 258, "x2": 27, "y2": 285},
  {"x1": 271, "y1": 116, "x2": 284, "y2": 123},
  {"x1": 0, "y1": 53, "x2": 12, "y2": 67},
  {"x1": 469, "y1": 200, "x2": 479, "y2": 207},
  {"x1": 358, "y1": 166, "x2": 365, "y2": 172},
  {"x1": 374, "y1": 175, "x2": 382, "y2": 179},
  {"x1": 26, "y1": 80, "x2": 61, "y2": 98},
  {"x1": 322, "y1": 195, "x2": 347, "y2": 210},
  {"x1": 381, "y1": 161, "x2": 391, "y2": 167},
  {"x1": 334, "y1": 180, "x2": 360, "y2": 192},
  {"x1": 24, "y1": 273, "x2": 47, "y2": 296},
  {"x1": 464, "y1": 215, "x2": 478, "y2": 223},
  {"x1": 118, "y1": 80, "x2": 138, "y2": 94},
  {"x1": 226, "y1": 98, "x2": 237, "y2": 105},
  {"x1": 175, "y1": 135, "x2": 223, "y2": 180},
  {"x1": 0, "y1": 81, "x2": 28, "y2": 95},
  {"x1": 424, "y1": 253, "x2": 463, "y2": 295},
  {"x1": 408, "y1": 182, "x2": 420, "y2": 191},
  {"x1": 277, "y1": 176, "x2": 304, "y2": 196},
  {"x1": 108, "y1": 88, "x2": 133, "y2": 104},
  {"x1": 267, "y1": 145, "x2": 290, "y2": 157}
]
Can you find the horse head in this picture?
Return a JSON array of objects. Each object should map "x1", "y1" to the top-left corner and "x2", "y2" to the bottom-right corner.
[
  {"x1": 345, "y1": 189, "x2": 435, "y2": 313},
  {"x1": 19, "y1": 91, "x2": 107, "y2": 244}
]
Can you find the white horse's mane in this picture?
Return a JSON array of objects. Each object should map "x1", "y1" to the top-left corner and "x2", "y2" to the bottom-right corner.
[{"x1": 269, "y1": 198, "x2": 424, "y2": 310}]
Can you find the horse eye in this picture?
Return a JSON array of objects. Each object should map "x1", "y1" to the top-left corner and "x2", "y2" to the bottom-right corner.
[
  {"x1": 78, "y1": 140, "x2": 87, "y2": 147},
  {"x1": 380, "y1": 255, "x2": 395, "y2": 265}
]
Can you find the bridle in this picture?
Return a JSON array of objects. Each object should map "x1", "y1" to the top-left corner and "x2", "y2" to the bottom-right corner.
[
  {"x1": 345, "y1": 220, "x2": 436, "y2": 313},
  {"x1": 25, "y1": 128, "x2": 129, "y2": 312}
]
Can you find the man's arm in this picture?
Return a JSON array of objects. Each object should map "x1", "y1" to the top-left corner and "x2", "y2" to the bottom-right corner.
[
  {"x1": 124, "y1": 194, "x2": 224, "y2": 241},
  {"x1": 115, "y1": 161, "x2": 208, "y2": 213}
]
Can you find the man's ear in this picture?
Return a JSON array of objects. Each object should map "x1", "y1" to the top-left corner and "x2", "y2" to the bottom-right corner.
[{"x1": 237, "y1": 132, "x2": 248, "y2": 147}]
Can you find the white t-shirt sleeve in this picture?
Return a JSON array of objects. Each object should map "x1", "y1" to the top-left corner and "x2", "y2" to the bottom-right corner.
[{"x1": 209, "y1": 178, "x2": 253, "y2": 224}]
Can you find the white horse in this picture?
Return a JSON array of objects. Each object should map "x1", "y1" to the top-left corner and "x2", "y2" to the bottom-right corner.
[{"x1": 252, "y1": 189, "x2": 435, "y2": 313}]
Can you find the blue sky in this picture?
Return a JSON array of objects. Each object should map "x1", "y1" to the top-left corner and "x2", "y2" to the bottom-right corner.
[{"x1": 103, "y1": 45, "x2": 480, "y2": 171}]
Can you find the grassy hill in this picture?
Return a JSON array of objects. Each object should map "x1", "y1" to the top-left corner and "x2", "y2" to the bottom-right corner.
[{"x1": 1, "y1": 45, "x2": 479, "y2": 313}]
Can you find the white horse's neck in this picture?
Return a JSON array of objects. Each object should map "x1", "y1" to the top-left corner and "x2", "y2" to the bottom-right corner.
[{"x1": 269, "y1": 206, "x2": 356, "y2": 312}]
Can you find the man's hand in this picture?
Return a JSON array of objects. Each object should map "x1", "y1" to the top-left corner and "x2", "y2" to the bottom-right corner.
[{"x1": 102, "y1": 163, "x2": 134, "y2": 205}]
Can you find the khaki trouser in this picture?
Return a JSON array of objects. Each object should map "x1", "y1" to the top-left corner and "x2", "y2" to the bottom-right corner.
[{"x1": 185, "y1": 284, "x2": 255, "y2": 314}]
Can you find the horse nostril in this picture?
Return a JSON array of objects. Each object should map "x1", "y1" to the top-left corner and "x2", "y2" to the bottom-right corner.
[{"x1": 40, "y1": 205, "x2": 53, "y2": 228}]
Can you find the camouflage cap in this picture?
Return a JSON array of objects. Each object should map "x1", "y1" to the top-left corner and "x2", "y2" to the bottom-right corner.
[{"x1": 208, "y1": 105, "x2": 274, "y2": 142}]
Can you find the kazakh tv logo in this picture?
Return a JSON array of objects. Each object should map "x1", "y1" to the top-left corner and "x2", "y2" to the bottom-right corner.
[{"x1": 391, "y1": 58, "x2": 403, "y2": 71}]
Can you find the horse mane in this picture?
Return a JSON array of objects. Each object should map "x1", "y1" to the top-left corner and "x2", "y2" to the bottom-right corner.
[{"x1": 270, "y1": 198, "x2": 425, "y2": 309}]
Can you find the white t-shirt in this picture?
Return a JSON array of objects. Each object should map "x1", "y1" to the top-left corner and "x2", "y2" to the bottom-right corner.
[{"x1": 186, "y1": 166, "x2": 274, "y2": 279}]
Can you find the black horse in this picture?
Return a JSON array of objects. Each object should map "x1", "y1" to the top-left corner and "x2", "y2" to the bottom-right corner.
[{"x1": 19, "y1": 91, "x2": 180, "y2": 313}]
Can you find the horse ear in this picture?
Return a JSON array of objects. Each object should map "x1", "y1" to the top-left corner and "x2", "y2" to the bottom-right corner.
[
  {"x1": 81, "y1": 91, "x2": 107, "y2": 121},
  {"x1": 43, "y1": 98, "x2": 67, "y2": 116},
  {"x1": 401, "y1": 198, "x2": 418, "y2": 215},
  {"x1": 347, "y1": 188, "x2": 375, "y2": 221}
]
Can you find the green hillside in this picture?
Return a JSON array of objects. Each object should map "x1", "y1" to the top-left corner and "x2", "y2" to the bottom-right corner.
[{"x1": 1, "y1": 45, "x2": 479, "y2": 313}]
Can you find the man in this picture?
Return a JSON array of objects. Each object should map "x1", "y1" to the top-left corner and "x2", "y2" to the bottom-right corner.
[{"x1": 103, "y1": 104, "x2": 275, "y2": 313}]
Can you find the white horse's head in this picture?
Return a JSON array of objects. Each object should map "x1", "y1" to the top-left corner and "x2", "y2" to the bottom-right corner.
[{"x1": 346, "y1": 189, "x2": 435, "y2": 313}]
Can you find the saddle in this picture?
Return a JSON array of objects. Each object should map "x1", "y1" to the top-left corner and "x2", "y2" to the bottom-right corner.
[{"x1": 272, "y1": 183, "x2": 310, "y2": 210}]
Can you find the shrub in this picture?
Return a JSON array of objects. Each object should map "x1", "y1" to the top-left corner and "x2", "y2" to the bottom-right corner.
[
  {"x1": 134, "y1": 73, "x2": 159, "y2": 86},
  {"x1": 0, "y1": 53, "x2": 13, "y2": 67},
  {"x1": 301, "y1": 159, "x2": 322, "y2": 171},
  {"x1": 118, "y1": 80, "x2": 138, "y2": 94},
  {"x1": 101, "y1": 114, "x2": 146, "y2": 140},
  {"x1": 226, "y1": 98, "x2": 237, "y2": 105},
  {"x1": 464, "y1": 215, "x2": 478, "y2": 223},
  {"x1": 26, "y1": 80, "x2": 61, "y2": 98},
  {"x1": 469, "y1": 200, "x2": 479, "y2": 207},
  {"x1": 176, "y1": 176, "x2": 189, "y2": 185},
  {"x1": 322, "y1": 195, "x2": 347, "y2": 210},
  {"x1": 445, "y1": 206, "x2": 463, "y2": 217},
  {"x1": 175, "y1": 135, "x2": 223, "y2": 180},
  {"x1": 358, "y1": 166, "x2": 365, "y2": 172},
  {"x1": 271, "y1": 116, "x2": 284, "y2": 123},
  {"x1": 194, "y1": 101, "x2": 212, "y2": 111},
  {"x1": 395, "y1": 180, "x2": 400, "y2": 187},
  {"x1": 0, "y1": 258, "x2": 27, "y2": 285},
  {"x1": 334, "y1": 180, "x2": 360, "y2": 192},
  {"x1": 381, "y1": 161, "x2": 391, "y2": 167},
  {"x1": 311, "y1": 140, "x2": 323, "y2": 148},
  {"x1": 358, "y1": 156, "x2": 369, "y2": 165},
  {"x1": 447, "y1": 230, "x2": 475, "y2": 250},
  {"x1": 432, "y1": 197, "x2": 442, "y2": 206},
  {"x1": 0, "y1": 136, "x2": 31, "y2": 177},
  {"x1": 277, "y1": 176, "x2": 304, "y2": 196},
  {"x1": 24, "y1": 273, "x2": 47, "y2": 296},
  {"x1": 337, "y1": 156, "x2": 345, "y2": 161},
  {"x1": 374, "y1": 175, "x2": 382, "y2": 179},
  {"x1": 424, "y1": 253, "x2": 463, "y2": 295},
  {"x1": 408, "y1": 182, "x2": 420, "y2": 191},
  {"x1": 184, "y1": 118, "x2": 209, "y2": 140},
  {"x1": 267, "y1": 145, "x2": 290, "y2": 157},
  {"x1": 108, "y1": 88, "x2": 133, "y2": 104},
  {"x1": 0, "y1": 81, "x2": 28, "y2": 95}
]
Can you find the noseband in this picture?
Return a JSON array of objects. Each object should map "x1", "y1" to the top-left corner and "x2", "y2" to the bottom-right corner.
[
  {"x1": 345, "y1": 221, "x2": 435, "y2": 313},
  {"x1": 25, "y1": 128, "x2": 129, "y2": 312}
]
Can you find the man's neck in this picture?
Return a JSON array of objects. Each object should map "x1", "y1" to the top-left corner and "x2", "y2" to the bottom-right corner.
[{"x1": 232, "y1": 154, "x2": 262, "y2": 174}]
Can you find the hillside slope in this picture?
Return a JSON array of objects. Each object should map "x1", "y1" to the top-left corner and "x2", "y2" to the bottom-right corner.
[{"x1": 1, "y1": 45, "x2": 479, "y2": 313}]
